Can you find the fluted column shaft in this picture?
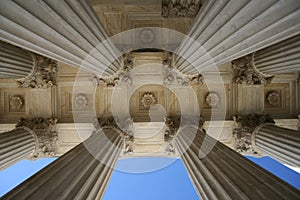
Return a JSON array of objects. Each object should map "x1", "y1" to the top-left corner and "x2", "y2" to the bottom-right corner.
[
  {"x1": 176, "y1": 126, "x2": 300, "y2": 200},
  {"x1": 2, "y1": 127, "x2": 123, "y2": 200},
  {"x1": 175, "y1": 0, "x2": 300, "y2": 75},
  {"x1": 0, "y1": 0, "x2": 121, "y2": 76},
  {"x1": 254, "y1": 34, "x2": 300, "y2": 74},
  {"x1": 253, "y1": 124, "x2": 300, "y2": 167},
  {"x1": 0, "y1": 128, "x2": 35, "y2": 171},
  {"x1": 0, "y1": 41, "x2": 34, "y2": 78}
]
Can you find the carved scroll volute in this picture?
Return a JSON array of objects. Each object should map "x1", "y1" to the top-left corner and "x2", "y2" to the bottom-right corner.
[
  {"x1": 231, "y1": 54, "x2": 274, "y2": 85},
  {"x1": 91, "y1": 53, "x2": 133, "y2": 87},
  {"x1": 16, "y1": 54, "x2": 57, "y2": 88},
  {"x1": 232, "y1": 114, "x2": 274, "y2": 153},
  {"x1": 16, "y1": 117, "x2": 58, "y2": 158}
]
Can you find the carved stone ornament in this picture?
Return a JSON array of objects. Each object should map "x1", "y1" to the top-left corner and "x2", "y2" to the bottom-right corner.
[
  {"x1": 16, "y1": 54, "x2": 57, "y2": 88},
  {"x1": 94, "y1": 116, "x2": 133, "y2": 134},
  {"x1": 164, "y1": 116, "x2": 181, "y2": 141},
  {"x1": 165, "y1": 141, "x2": 176, "y2": 155},
  {"x1": 232, "y1": 114, "x2": 274, "y2": 153},
  {"x1": 163, "y1": 51, "x2": 203, "y2": 86},
  {"x1": 141, "y1": 92, "x2": 157, "y2": 109},
  {"x1": 16, "y1": 117, "x2": 58, "y2": 157},
  {"x1": 140, "y1": 29, "x2": 155, "y2": 44},
  {"x1": 232, "y1": 54, "x2": 274, "y2": 85},
  {"x1": 162, "y1": 0, "x2": 202, "y2": 18},
  {"x1": 91, "y1": 53, "x2": 133, "y2": 87},
  {"x1": 74, "y1": 94, "x2": 88, "y2": 109},
  {"x1": 205, "y1": 92, "x2": 219, "y2": 107},
  {"x1": 9, "y1": 95, "x2": 23, "y2": 110},
  {"x1": 267, "y1": 91, "x2": 280, "y2": 106},
  {"x1": 163, "y1": 66, "x2": 203, "y2": 86},
  {"x1": 94, "y1": 116, "x2": 134, "y2": 155}
]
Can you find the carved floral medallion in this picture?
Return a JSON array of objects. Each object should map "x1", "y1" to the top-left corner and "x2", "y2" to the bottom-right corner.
[
  {"x1": 74, "y1": 94, "x2": 88, "y2": 109},
  {"x1": 9, "y1": 95, "x2": 24, "y2": 110},
  {"x1": 140, "y1": 92, "x2": 156, "y2": 109},
  {"x1": 267, "y1": 91, "x2": 280, "y2": 106},
  {"x1": 205, "y1": 92, "x2": 219, "y2": 107}
]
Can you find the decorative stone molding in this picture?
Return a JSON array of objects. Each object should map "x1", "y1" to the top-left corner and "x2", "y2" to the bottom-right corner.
[
  {"x1": 162, "y1": 0, "x2": 202, "y2": 18},
  {"x1": 16, "y1": 55, "x2": 57, "y2": 88},
  {"x1": 267, "y1": 91, "x2": 280, "y2": 106},
  {"x1": 9, "y1": 95, "x2": 23, "y2": 110},
  {"x1": 16, "y1": 117, "x2": 58, "y2": 158},
  {"x1": 92, "y1": 53, "x2": 133, "y2": 87},
  {"x1": 232, "y1": 114, "x2": 274, "y2": 153},
  {"x1": 74, "y1": 94, "x2": 88, "y2": 109},
  {"x1": 140, "y1": 92, "x2": 157, "y2": 109},
  {"x1": 232, "y1": 54, "x2": 274, "y2": 85},
  {"x1": 205, "y1": 92, "x2": 219, "y2": 107}
]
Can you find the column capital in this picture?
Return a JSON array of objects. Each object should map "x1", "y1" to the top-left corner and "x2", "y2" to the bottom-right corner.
[
  {"x1": 92, "y1": 53, "x2": 133, "y2": 87},
  {"x1": 16, "y1": 117, "x2": 58, "y2": 158},
  {"x1": 163, "y1": 51, "x2": 204, "y2": 86},
  {"x1": 16, "y1": 55, "x2": 57, "y2": 88},
  {"x1": 232, "y1": 114, "x2": 274, "y2": 153},
  {"x1": 232, "y1": 54, "x2": 274, "y2": 85},
  {"x1": 93, "y1": 116, "x2": 134, "y2": 155},
  {"x1": 161, "y1": 0, "x2": 202, "y2": 18}
]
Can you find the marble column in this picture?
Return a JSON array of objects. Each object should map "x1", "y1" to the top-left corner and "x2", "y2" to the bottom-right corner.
[
  {"x1": 2, "y1": 127, "x2": 123, "y2": 200},
  {"x1": 0, "y1": 0, "x2": 121, "y2": 76},
  {"x1": 0, "y1": 40, "x2": 34, "y2": 79},
  {"x1": 253, "y1": 123, "x2": 300, "y2": 167},
  {"x1": 176, "y1": 126, "x2": 300, "y2": 200},
  {"x1": 175, "y1": 0, "x2": 300, "y2": 75},
  {"x1": 0, "y1": 128, "x2": 35, "y2": 171},
  {"x1": 0, "y1": 118, "x2": 57, "y2": 171},
  {"x1": 254, "y1": 34, "x2": 300, "y2": 74}
]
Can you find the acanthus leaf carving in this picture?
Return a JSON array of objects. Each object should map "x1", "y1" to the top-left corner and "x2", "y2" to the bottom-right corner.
[
  {"x1": 16, "y1": 54, "x2": 57, "y2": 88},
  {"x1": 93, "y1": 116, "x2": 134, "y2": 155},
  {"x1": 232, "y1": 114, "x2": 275, "y2": 153},
  {"x1": 16, "y1": 117, "x2": 58, "y2": 158},
  {"x1": 162, "y1": 0, "x2": 202, "y2": 18},
  {"x1": 163, "y1": 52, "x2": 203, "y2": 86},
  {"x1": 91, "y1": 53, "x2": 133, "y2": 87},
  {"x1": 231, "y1": 54, "x2": 274, "y2": 85}
]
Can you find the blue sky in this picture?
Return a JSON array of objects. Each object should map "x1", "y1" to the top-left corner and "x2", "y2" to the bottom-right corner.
[{"x1": 0, "y1": 157, "x2": 299, "y2": 198}]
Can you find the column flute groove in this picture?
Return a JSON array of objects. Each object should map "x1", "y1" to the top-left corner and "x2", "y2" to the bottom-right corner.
[
  {"x1": 174, "y1": 0, "x2": 300, "y2": 75},
  {"x1": 0, "y1": 0, "x2": 122, "y2": 77},
  {"x1": 2, "y1": 127, "x2": 123, "y2": 200},
  {"x1": 253, "y1": 124, "x2": 300, "y2": 167},
  {"x1": 0, "y1": 41, "x2": 34, "y2": 78},
  {"x1": 175, "y1": 126, "x2": 300, "y2": 200}
]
